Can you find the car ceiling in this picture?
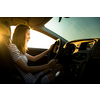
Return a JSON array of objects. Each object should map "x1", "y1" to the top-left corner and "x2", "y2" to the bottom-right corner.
[{"x1": 0, "y1": 17, "x2": 51, "y2": 27}]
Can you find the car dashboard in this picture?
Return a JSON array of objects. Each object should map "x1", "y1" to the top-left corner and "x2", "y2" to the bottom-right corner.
[{"x1": 61, "y1": 38, "x2": 100, "y2": 83}]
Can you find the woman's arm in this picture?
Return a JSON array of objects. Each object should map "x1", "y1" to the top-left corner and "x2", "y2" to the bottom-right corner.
[
  {"x1": 27, "y1": 44, "x2": 54, "y2": 62},
  {"x1": 26, "y1": 49, "x2": 49, "y2": 62},
  {"x1": 15, "y1": 58, "x2": 58, "y2": 73}
]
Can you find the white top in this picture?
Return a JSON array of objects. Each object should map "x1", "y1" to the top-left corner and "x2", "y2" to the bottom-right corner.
[{"x1": 8, "y1": 43, "x2": 43, "y2": 83}]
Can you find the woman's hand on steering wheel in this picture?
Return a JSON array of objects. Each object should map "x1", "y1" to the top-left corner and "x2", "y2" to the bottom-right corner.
[{"x1": 48, "y1": 38, "x2": 63, "y2": 61}]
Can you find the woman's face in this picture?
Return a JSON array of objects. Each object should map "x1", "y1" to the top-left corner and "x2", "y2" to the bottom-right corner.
[{"x1": 25, "y1": 29, "x2": 30, "y2": 43}]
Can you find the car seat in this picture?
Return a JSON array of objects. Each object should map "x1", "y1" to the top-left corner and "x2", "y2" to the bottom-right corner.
[{"x1": 0, "y1": 21, "x2": 25, "y2": 83}]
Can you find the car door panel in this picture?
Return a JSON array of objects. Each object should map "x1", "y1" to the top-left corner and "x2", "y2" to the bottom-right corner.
[{"x1": 27, "y1": 48, "x2": 49, "y2": 66}]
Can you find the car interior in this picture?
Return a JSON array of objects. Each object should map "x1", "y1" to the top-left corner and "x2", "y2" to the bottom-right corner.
[{"x1": 0, "y1": 17, "x2": 100, "y2": 84}]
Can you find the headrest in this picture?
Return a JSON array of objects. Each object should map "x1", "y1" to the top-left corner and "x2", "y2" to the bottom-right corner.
[{"x1": 0, "y1": 21, "x2": 11, "y2": 37}]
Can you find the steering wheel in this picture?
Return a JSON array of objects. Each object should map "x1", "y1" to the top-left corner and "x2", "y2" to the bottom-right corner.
[{"x1": 48, "y1": 38, "x2": 63, "y2": 61}]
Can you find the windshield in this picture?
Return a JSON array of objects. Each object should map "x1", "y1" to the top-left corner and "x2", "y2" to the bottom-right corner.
[{"x1": 45, "y1": 17, "x2": 100, "y2": 41}]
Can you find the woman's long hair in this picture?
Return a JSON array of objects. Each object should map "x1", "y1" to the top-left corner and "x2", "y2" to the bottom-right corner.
[{"x1": 12, "y1": 24, "x2": 30, "y2": 55}]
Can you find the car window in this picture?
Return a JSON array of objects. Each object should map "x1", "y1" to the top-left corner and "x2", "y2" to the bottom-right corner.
[
  {"x1": 45, "y1": 17, "x2": 100, "y2": 41},
  {"x1": 11, "y1": 26, "x2": 55, "y2": 49}
]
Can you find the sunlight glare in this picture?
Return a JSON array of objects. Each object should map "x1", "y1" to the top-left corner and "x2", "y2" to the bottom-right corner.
[{"x1": 0, "y1": 34, "x2": 3, "y2": 42}]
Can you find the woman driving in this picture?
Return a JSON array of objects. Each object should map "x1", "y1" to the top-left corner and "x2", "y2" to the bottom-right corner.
[{"x1": 8, "y1": 24, "x2": 65, "y2": 84}]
